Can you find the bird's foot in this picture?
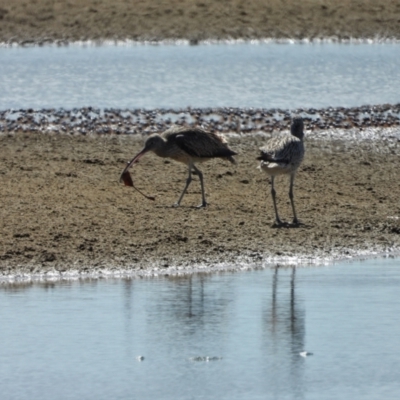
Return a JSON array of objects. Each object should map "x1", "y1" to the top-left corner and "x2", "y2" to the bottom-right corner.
[
  {"x1": 272, "y1": 219, "x2": 284, "y2": 228},
  {"x1": 291, "y1": 218, "x2": 303, "y2": 227},
  {"x1": 172, "y1": 202, "x2": 181, "y2": 208},
  {"x1": 196, "y1": 201, "x2": 208, "y2": 209}
]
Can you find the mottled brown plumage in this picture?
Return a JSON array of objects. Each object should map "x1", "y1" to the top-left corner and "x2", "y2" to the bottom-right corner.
[
  {"x1": 257, "y1": 117, "x2": 305, "y2": 225},
  {"x1": 120, "y1": 126, "x2": 237, "y2": 207}
]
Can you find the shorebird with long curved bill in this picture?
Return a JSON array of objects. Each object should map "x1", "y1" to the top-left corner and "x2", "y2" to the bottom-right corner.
[
  {"x1": 257, "y1": 117, "x2": 305, "y2": 226},
  {"x1": 120, "y1": 126, "x2": 237, "y2": 207}
]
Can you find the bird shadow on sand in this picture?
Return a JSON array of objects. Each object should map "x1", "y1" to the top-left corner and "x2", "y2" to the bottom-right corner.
[
  {"x1": 271, "y1": 221, "x2": 311, "y2": 229},
  {"x1": 154, "y1": 204, "x2": 209, "y2": 210}
]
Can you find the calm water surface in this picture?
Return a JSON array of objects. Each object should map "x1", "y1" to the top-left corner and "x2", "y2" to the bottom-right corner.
[
  {"x1": 1, "y1": 257, "x2": 400, "y2": 399},
  {"x1": 0, "y1": 43, "x2": 399, "y2": 110}
]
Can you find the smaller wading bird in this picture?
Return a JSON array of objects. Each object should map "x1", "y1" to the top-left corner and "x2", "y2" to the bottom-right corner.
[
  {"x1": 120, "y1": 126, "x2": 237, "y2": 207},
  {"x1": 257, "y1": 117, "x2": 305, "y2": 226}
]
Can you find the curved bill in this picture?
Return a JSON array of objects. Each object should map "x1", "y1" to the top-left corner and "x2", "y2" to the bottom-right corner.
[
  {"x1": 119, "y1": 148, "x2": 148, "y2": 179},
  {"x1": 119, "y1": 148, "x2": 155, "y2": 201}
]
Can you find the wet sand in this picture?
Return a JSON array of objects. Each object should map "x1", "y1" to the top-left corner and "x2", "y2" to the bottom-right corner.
[
  {"x1": 1, "y1": 0, "x2": 400, "y2": 44},
  {"x1": 1, "y1": 1, "x2": 400, "y2": 278},
  {"x1": 1, "y1": 124, "x2": 399, "y2": 278}
]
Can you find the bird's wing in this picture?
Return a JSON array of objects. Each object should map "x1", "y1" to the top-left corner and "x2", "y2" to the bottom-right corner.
[
  {"x1": 168, "y1": 129, "x2": 237, "y2": 158},
  {"x1": 258, "y1": 136, "x2": 301, "y2": 164}
]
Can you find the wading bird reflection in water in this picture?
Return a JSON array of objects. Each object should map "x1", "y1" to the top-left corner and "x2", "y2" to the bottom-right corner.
[
  {"x1": 120, "y1": 126, "x2": 237, "y2": 207},
  {"x1": 257, "y1": 117, "x2": 305, "y2": 226}
]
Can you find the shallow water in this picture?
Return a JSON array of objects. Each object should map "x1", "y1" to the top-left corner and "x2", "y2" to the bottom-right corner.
[
  {"x1": 0, "y1": 43, "x2": 399, "y2": 110},
  {"x1": 1, "y1": 257, "x2": 400, "y2": 399}
]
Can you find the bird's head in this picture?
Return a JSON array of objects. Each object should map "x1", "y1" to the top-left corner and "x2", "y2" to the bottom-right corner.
[
  {"x1": 120, "y1": 134, "x2": 165, "y2": 177},
  {"x1": 291, "y1": 117, "x2": 304, "y2": 140},
  {"x1": 143, "y1": 134, "x2": 165, "y2": 152}
]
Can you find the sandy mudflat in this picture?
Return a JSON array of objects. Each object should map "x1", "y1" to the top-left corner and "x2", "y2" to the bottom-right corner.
[
  {"x1": 1, "y1": 128, "x2": 399, "y2": 277},
  {"x1": 1, "y1": 0, "x2": 400, "y2": 278},
  {"x1": 1, "y1": 0, "x2": 400, "y2": 44}
]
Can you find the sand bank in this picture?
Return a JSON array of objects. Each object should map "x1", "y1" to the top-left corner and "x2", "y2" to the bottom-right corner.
[
  {"x1": 1, "y1": 0, "x2": 400, "y2": 45},
  {"x1": 1, "y1": 115, "x2": 399, "y2": 279}
]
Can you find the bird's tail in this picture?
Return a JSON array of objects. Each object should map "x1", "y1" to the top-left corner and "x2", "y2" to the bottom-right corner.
[
  {"x1": 257, "y1": 154, "x2": 288, "y2": 164},
  {"x1": 227, "y1": 155, "x2": 237, "y2": 164}
]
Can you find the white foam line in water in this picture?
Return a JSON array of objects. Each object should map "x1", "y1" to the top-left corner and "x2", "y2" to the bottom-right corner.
[
  {"x1": 1, "y1": 36, "x2": 400, "y2": 48},
  {"x1": 240, "y1": 126, "x2": 400, "y2": 145},
  {"x1": 307, "y1": 126, "x2": 400, "y2": 142},
  {"x1": 1, "y1": 247, "x2": 399, "y2": 284}
]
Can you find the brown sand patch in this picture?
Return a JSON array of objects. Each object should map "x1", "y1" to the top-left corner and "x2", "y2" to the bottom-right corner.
[
  {"x1": 1, "y1": 0, "x2": 400, "y2": 44},
  {"x1": 1, "y1": 130, "x2": 399, "y2": 276}
]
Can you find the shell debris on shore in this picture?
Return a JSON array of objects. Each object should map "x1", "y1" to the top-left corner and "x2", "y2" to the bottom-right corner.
[{"x1": 1, "y1": 104, "x2": 399, "y2": 136}]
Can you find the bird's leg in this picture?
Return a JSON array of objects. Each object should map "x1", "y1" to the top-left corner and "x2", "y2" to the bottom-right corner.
[
  {"x1": 174, "y1": 163, "x2": 193, "y2": 207},
  {"x1": 270, "y1": 176, "x2": 282, "y2": 225},
  {"x1": 289, "y1": 172, "x2": 299, "y2": 225},
  {"x1": 193, "y1": 164, "x2": 207, "y2": 208}
]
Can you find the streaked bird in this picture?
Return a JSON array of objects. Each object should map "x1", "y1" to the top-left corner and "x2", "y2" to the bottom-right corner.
[
  {"x1": 257, "y1": 117, "x2": 305, "y2": 225},
  {"x1": 121, "y1": 126, "x2": 237, "y2": 207}
]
